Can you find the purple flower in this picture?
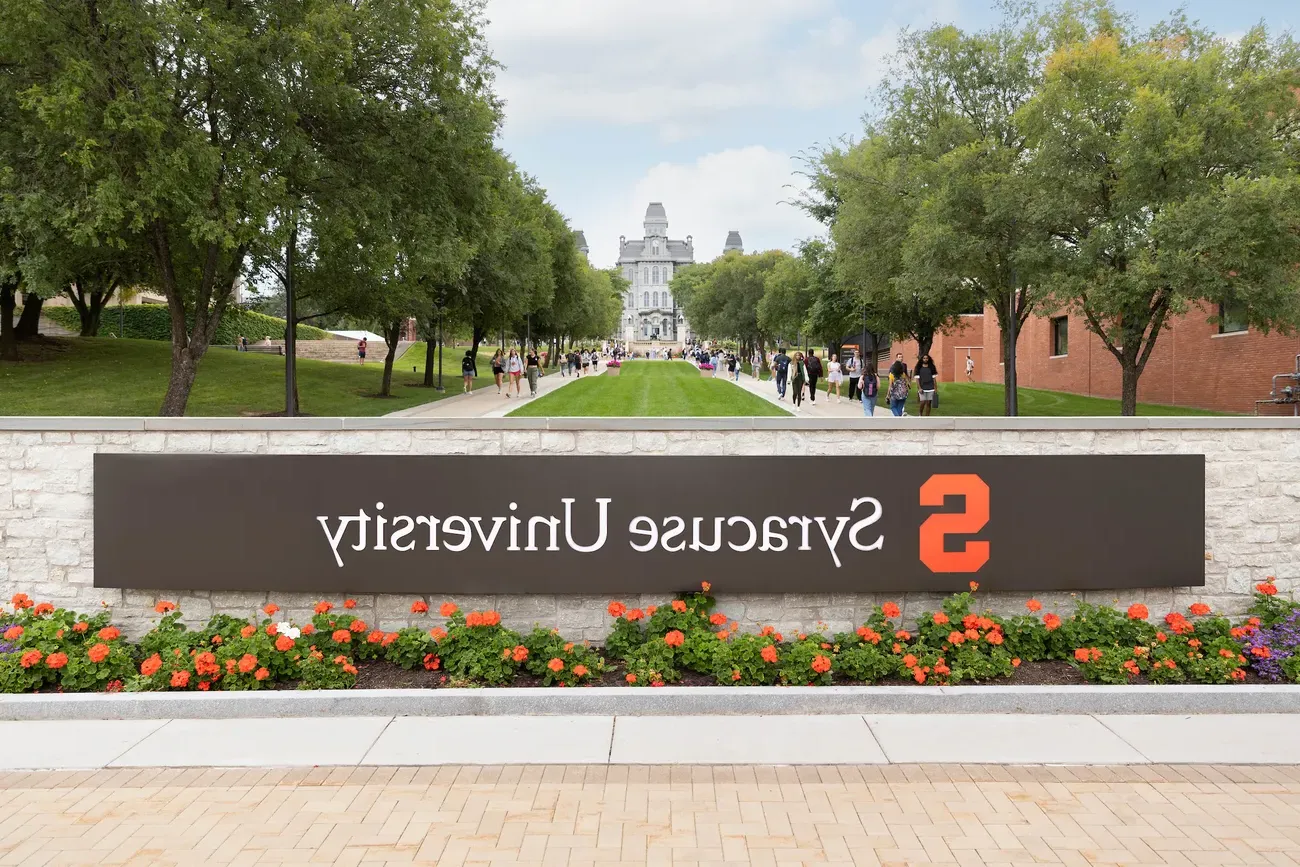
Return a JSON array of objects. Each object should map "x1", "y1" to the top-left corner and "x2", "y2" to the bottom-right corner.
[
  {"x1": 0, "y1": 641, "x2": 16, "y2": 656},
  {"x1": 1240, "y1": 609, "x2": 1300, "y2": 681}
]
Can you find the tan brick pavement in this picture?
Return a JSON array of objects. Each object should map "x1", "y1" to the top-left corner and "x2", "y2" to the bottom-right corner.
[{"x1": 0, "y1": 765, "x2": 1297, "y2": 866}]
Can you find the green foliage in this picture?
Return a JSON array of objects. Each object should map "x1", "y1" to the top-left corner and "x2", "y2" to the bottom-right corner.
[
  {"x1": 297, "y1": 653, "x2": 357, "y2": 690},
  {"x1": 623, "y1": 639, "x2": 680, "y2": 686},
  {"x1": 1055, "y1": 603, "x2": 1154, "y2": 655},
  {"x1": 437, "y1": 621, "x2": 522, "y2": 686},
  {"x1": 384, "y1": 628, "x2": 438, "y2": 671},
  {"x1": 602, "y1": 616, "x2": 647, "y2": 662},
  {"x1": 777, "y1": 637, "x2": 836, "y2": 686},
  {"x1": 520, "y1": 628, "x2": 604, "y2": 686},
  {"x1": 835, "y1": 642, "x2": 897, "y2": 684},
  {"x1": 42, "y1": 305, "x2": 329, "y2": 343}
]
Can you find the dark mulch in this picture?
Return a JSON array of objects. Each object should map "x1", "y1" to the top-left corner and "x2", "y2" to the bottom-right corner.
[
  {"x1": 350, "y1": 658, "x2": 1109, "y2": 690},
  {"x1": 1, "y1": 336, "x2": 75, "y2": 363}
]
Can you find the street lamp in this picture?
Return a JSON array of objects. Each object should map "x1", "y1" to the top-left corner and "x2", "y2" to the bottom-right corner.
[{"x1": 435, "y1": 288, "x2": 445, "y2": 393}]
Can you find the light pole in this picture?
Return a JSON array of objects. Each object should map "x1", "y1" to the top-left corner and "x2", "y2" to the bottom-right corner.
[
  {"x1": 1007, "y1": 270, "x2": 1018, "y2": 416},
  {"x1": 435, "y1": 288, "x2": 445, "y2": 393}
]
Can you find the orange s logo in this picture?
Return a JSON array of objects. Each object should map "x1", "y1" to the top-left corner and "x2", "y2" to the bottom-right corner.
[{"x1": 918, "y1": 474, "x2": 990, "y2": 573}]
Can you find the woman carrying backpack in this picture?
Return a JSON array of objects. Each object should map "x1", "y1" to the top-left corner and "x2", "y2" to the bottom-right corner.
[
  {"x1": 886, "y1": 358, "x2": 910, "y2": 417},
  {"x1": 861, "y1": 366, "x2": 879, "y2": 416}
]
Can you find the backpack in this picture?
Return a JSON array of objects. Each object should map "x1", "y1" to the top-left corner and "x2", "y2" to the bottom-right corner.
[
  {"x1": 888, "y1": 376, "x2": 909, "y2": 402},
  {"x1": 774, "y1": 355, "x2": 789, "y2": 374},
  {"x1": 807, "y1": 356, "x2": 823, "y2": 377}
]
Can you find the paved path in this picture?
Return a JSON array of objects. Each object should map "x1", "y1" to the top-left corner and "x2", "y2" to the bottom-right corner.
[
  {"x1": 5, "y1": 763, "x2": 1300, "y2": 865},
  {"x1": 393, "y1": 364, "x2": 596, "y2": 419},
  {"x1": 5, "y1": 714, "x2": 1300, "y2": 770},
  {"x1": 720, "y1": 368, "x2": 886, "y2": 419}
]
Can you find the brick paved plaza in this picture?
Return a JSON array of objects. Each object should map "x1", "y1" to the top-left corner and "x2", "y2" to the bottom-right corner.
[{"x1": 2, "y1": 763, "x2": 1298, "y2": 866}]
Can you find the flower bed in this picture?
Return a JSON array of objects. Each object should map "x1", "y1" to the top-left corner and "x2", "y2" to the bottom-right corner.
[{"x1": 0, "y1": 580, "x2": 1294, "y2": 694}]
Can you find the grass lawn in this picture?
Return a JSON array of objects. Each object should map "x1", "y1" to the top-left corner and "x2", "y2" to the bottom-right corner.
[
  {"x1": 0, "y1": 338, "x2": 503, "y2": 416},
  {"x1": 507, "y1": 360, "x2": 790, "y2": 417}
]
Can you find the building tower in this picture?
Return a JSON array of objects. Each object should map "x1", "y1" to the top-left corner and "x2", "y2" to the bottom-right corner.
[
  {"x1": 723, "y1": 231, "x2": 744, "y2": 254},
  {"x1": 574, "y1": 230, "x2": 589, "y2": 259}
]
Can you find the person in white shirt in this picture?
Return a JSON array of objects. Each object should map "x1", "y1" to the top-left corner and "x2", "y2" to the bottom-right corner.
[
  {"x1": 826, "y1": 354, "x2": 844, "y2": 403},
  {"x1": 846, "y1": 351, "x2": 862, "y2": 401},
  {"x1": 965, "y1": 353, "x2": 975, "y2": 381}
]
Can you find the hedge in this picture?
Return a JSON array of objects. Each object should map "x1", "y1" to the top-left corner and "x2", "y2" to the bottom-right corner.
[{"x1": 41, "y1": 305, "x2": 331, "y2": 342}]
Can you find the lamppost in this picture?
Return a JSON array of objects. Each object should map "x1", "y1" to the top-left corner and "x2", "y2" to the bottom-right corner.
[
  {"x1": 435, "y1": 288, "x2": 445, "y2": 392},
  {"x1": 1007, "y1": 268, "x2": 1018, "y2": 416}
]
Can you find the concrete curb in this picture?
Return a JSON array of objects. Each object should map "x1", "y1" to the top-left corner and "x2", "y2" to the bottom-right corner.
[{"x1": 3, "y1": 685, "x2": 1300, "y2": 720}]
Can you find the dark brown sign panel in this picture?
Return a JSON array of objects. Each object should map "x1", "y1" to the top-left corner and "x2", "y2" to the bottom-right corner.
[{"x1": 93, "y1": 454, "x2": 1205, "y2": 594}]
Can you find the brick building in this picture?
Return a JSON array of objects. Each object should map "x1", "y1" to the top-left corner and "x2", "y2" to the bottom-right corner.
[{"x1": 890, "y1": 303, "x2": 1300, "y2": 414}]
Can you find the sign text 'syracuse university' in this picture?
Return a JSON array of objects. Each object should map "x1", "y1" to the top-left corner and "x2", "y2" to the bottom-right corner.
[{"x1": 94, "y1": 455, "x2": 1205, "y2": 593}]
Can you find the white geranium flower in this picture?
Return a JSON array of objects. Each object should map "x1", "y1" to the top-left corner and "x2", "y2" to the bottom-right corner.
[{"x1": 275, "y1": 622, "x2": 301, "y2": 640}]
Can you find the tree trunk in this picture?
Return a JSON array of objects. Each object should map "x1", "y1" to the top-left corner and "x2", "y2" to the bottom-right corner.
[
  {"x1": 80, "y1": 298, "x2": 105, "y2": 337},
  {"x1": 15, "y1": 293, "x2": 43, "y2": 339},
  {"x1": 284, "y1": 224, "x2": 299, "y2": 416},
  {"x1": 0, "y1": 284, "x2": 18, "y2": 361},
  {"x1": 423, "y1": 338, "x2": 436, "y2": 387},
  {"x1": 160, "y1": 343, "x2": 199, "y2": 416},
  {"x1": 1119, "y1": 364, "x2": 1140, "y2": 416},
  {"x1": 379, "y1": 318, "x2": 403, "y2": 397}
]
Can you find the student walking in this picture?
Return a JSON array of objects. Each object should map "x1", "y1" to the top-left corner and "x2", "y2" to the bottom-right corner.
[
  {"x1": 357, "y1": 338, "x2": 367, "y2": 365},
  {"x1": 826, "y1": 354, "x2": 843, "y2": 403},
  {"x1": 965, "y1": 352, "x2": 975, "y2": 381},
  {"x1": 751, "y1": 349, "x2": 762, "y2": 380},
  {"x1": 886, "y1": 352, "x2": 910, "y2": 416},
  {"x1": 525, "y1": 348, "x2": 542, "y2": 396},
  {"x1": 846, "y1": 351, "x2": 862, "y2": 401},
  {"x1": 805, "y1": 351, "x2": 822, "y2": 404},
  {"x1": 915, "y1": 353, "x2": 938, "y2": 416},
  {"x1": 506, "y1": 349, "x2": 523, "y2": 398},
  {"x1": 772, "y1": 347, "x2": 790, "y2": 400},
  {"x1": 461, "y1": 350, "x2": 478, "y2": 394},
  {"x1": 791, "y1": 351, "x2": 808, "y2": 410},
  {"x1": 491, "y1": 350, "x2": 505, "y2": 394},
  {"x1": 861, "y1": 367, "x2": 879, "y2": 416}
]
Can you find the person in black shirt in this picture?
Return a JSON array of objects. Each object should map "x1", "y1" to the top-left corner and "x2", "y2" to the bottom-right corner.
[
  {"x1": 805, "y1": 351, "x2": 822, "y2": 403},
  {"x1": 461, "y1": 350, "x2": 478, "y2": 394},
  {"x1": 525, "y1": 350, "x2": 541, "y2": 396},
  {"x1": 772, "y1": 348, "x2": 790, "y2": 400},
  {"x1": 914, "y1": 353, "x2": 938, "y2": 416}
]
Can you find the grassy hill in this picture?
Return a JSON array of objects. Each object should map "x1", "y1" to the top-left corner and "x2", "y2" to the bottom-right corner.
[{"x1": 0, "y1": 338, "x2": 499, "y2": 417}]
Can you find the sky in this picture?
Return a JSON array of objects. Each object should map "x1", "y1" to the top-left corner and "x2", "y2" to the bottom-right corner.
[{"x1": 482, "y1": 0, "x2": 1297, "y2": 269}]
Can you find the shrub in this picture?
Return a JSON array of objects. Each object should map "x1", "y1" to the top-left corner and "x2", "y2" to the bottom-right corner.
[
  {"x1": 777, "y1": 637, "x2": 835, "y2": 686},
  {"x1": 435, "y1": 609, "x2": 521, "y2": 685},
  {"x1": 713, "y1": 633, "x2": 780, "y2": 685},
  {"x1": 520, "y1": 628, "x2": 605, "y2": 686}
]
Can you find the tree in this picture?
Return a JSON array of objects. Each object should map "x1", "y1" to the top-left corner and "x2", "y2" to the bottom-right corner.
[
  {"x1": 1025, "y1": 21, "x2": 1300, "y2": 413},
  {"x1": 677, "y1": 250, "x2": 789, "y2": 357}
]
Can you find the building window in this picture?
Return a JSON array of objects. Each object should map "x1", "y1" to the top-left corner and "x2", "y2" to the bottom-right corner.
[
  {"x1": 664, "y1": 265, "x2": 671, "y2": 280},
  {"x1": 643, "y1": 267, "x2": 649, "y2": 284},
  {"x1": 653, "y1": 292, "x2": 660, "y2": 307},
  {"x1": 652, "y1": 266, "x2": 659, "y2": 284},
  {"x1": 1219, "y1": 301, "x2": 1247, "y2": 334},
  {"x1": 642, "y1": 292, "x2": 649, "y2": 307},
  {"x1": 665, "y1": 292, "x2": 671, "y2": 307},
  {"x1": 652, "y1": 241, "x2": 660, "y2": 255},
  {"x1": 1050, "y1": 316, "x2": 1068, "y2": 357}
]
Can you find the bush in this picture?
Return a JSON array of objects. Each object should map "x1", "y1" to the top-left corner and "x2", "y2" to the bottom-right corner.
[{"x1": 43, "y1": 304, "x2": 330, "y2": 342}]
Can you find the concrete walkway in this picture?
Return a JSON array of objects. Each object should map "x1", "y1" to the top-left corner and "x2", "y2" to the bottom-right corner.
[
  {"x1": 4, "y1": 713, "x2": 1300, "y2": 770},
  {"x1": 720, "y1": 367, "x2": 889, "y2": 419},
  {"x1": 392, "y1": 363, "x2": 597, "y2": 419}
]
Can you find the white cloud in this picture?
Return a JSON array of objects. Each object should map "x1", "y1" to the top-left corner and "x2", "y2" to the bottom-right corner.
[
  {"x1": 483, "y1": 0, "x2": 913, "y2": 139},
  {"x1": 578, "y1": 146, "x2": 824, "y2": 267}
]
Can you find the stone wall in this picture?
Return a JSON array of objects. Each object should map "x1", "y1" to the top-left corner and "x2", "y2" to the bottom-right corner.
[{"x1": 2, "y1": 417, "x2": 1297, "y2": 639}]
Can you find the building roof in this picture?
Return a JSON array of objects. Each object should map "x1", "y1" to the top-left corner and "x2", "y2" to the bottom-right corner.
[
  {"x1": 645, "y1": 202, "x2": 667, "y2": 220},
  {"x1": 724, "y1": 230, "x2": 744, "y2": 251},
  {"x1": 573, "y1": 230, "x2": 588, "y2": 250},
  {"x1": 617, "y1": 238, "x2": 695, "y2": 264}
]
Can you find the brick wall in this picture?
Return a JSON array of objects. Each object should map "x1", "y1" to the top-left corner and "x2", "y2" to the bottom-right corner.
[{"x1": 2, "y1": 419, "x2": 1297, "y2": 640}]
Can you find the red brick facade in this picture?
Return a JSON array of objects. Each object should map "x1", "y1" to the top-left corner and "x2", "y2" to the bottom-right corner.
[{"x1": 890, "y1": 304, "x2": 1300, "y2": 414}]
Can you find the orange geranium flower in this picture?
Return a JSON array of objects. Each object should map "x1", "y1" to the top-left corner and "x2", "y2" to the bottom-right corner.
[
  {"x1": 240, "y1": 624, "x2": 256, "y2": 639},
  {"x1": 948, "y1": 631, "x2": 965, "y2": 646},
  {"x1": 46, "y1": 652, "x2": 68, "y2": 670},
  {"x1": 367, "y1": 630, "x2": 384, "y2": 644},
  {"x1": 344, "y1": 599, "x2": 357, "y2": 609},
  {"x1": 1043, "y1": 613, "x2": 1061, "y2": 631},
  {"x1": 87, "y1": 643, "x2": 110, "y2": 664},
  {"x1": 710, "y1": 612, "x2": 727, "y2": 626},
  {"x1": 760, "y1": 645, "x2": 779, "y2": 663},
  {"x1": 275, "y1": 635, "x2": 295, "y2": 652},
  {"x1": 237, "y1": 654, "x2": 258, "y2": 674},
  {"x1": 1252, "y1": 646, "x2": 1272, "y2": 658},
  {"x1": 1074, "y1": 648, "x2": 1091, "y2": 663},
  {"x1": 19, "y1": 650, "x2": 42, "y2": 669},
  {"x1": 1025, "y1": 599, "x2": 1042, "y2": 612},
  {"x1": 1012, "y1": 657, "x2": 1021, "y2": 667},
  {"x1": 573, "y1": 664, "x2": 589, "y2": 678},
  {"x1": 608, "y1": 601, "x2": 627, "y2": 618},
  {"x1": 331, "y1": 629, "x2": 351, "y2": 643},
  {"x1": 1256, "y1": 579, "x2": 1278, "y2": 596},
  {"x1": 423, "y1": 654, "x2": 441, "y2": 671},
  {"x1": 263, "y1": 603, "x2": 279, "y2": 616},
  {"x1": 482, "y1": 611, "x2": 501, "y2": 627},
  {"x1": 985, "y1": 631, "x2": 1004, "y2": 646},
  {"x1": 913, "y1": 668, "x2": 927, "y2": 684},
  {"x1": 349, "y1": 620, "x2": 367, "y2": 633},
  {"x1": 314, "y1": 601, "x2": 334, "y2": 614},
  {"x1": 1189, "y1": 603, "x2": 1211, "y2": 616},
  {"x1": 701, "y1": 581, "x2": 711, "y2": 592},
  {"x1": 663, "y1": 630, "x2": 685, "y2": 648},
  {"x1": 194, "y1": 652, "x2": 219, "y2": 676},
  {"x1": 547, "y1": 658, "x2": 564, "y2": 672},
  {"x1": 170, "y1": 670, "x2": 190, "y2": 688},
  {"x1": 1127, "y1": 604, "x2": 1149, "y2": 620},
  {"x1": 410, "y1": 600, "x2": 429, "y2": 614},
  {"x1": 626, "y1": 608, "x2": 644, "y2": 621},
  {"x1": 671, "y1": 600, "x2": 687, "y2": 613},
  {"x1": 902, "y1": 654, "x2": 918, "y2": 669},
  {"x1": 32, "y1": 603, "x2": 54, "y2": 616},
  {"x1": 439, "y1": 602, "x2": 458, "y2": 617},
  {"x1": 2, "y1": 626, "x2": 21, "y2": 641},
  {"x1": 72, "y1": 621, "x2": 89, "y2": 634},
  {"x1": 465, "y1": 611, "x2": 483, "y2": 627},
  {"x1": 140, "y1": 654, "x2": 162, "y2": 676},
  {"x1": 154, "y1": 600, "x2": 176, "y2": 614},
  {"x1": 511, "y1": 645, "x2": 529, "y2": 663},
  {"x1": 857, "y1": 626, "x2": 881, "y2": 644},
  {"x1": 969, "y1": 581, "x2": 979, "y2": 592},
  {"x1": 98, "y1": 626, "x2": 120, "y2": 641},
  {"x1": 881, "y1": 602, "x2": 901, "y2": 619},
  {"x1": 10, "y1": 594, "x2": 32, "y2": 610},
  {"x1": 646, "y1": 605, "x2": 658, "y2": 616},
  {"x1": 254, "y1": 668, "x2": 270, "y2": 681},
  {"x1": 932, "y1": 612, "x2": 949, "y2": 625},
  {"x1": 626, "y1": 673, "x2": 637, "y2": 684},
  {"x1": 265, "y1": 624, "x2": 278, "y2": 637},
  {"x1": 811, "y1": 654, "x2": 832, "y2": 674},
  {"x1": 430, "y1": 627, "x2": 447, "y2": 641}
]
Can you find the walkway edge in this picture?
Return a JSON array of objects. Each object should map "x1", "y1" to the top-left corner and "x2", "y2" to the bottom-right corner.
[{"x1": 4, "y1": 685, "x2": 1300, "y2": 720}]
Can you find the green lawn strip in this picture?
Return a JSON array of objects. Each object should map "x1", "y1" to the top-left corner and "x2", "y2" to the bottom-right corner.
[
  {"x1": 508, "y1": 360, "x2": 790, "y2": 417},
  {"x1": 0, "y1": 338, "x2": 502, "y2": 417}
]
